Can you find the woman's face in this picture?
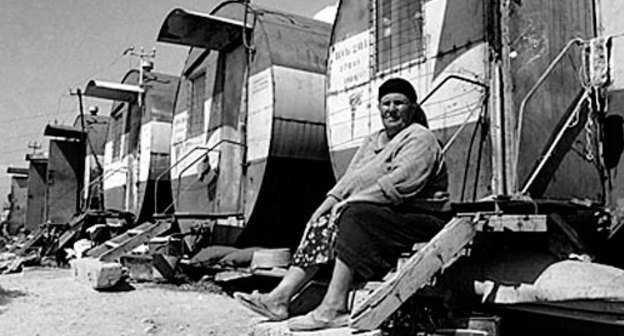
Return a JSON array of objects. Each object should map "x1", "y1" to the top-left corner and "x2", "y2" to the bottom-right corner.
[{"x1": 378, "y1": 92, "x2": 415, "y2": 137}]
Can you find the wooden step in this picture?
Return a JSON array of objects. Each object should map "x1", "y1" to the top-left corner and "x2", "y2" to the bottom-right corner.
[
  {"x1": 350, "y1": 216, "x2": 476, "y2": 331},
  {"x1": 104, "y1": 241, "x2": 119, "y2": 248},
  {"x1": 86, "y1": 221, "x2": 171, "y2": 262}
]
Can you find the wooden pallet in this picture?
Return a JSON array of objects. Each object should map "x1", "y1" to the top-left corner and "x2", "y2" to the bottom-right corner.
[{"x1": 86, "y1": 220, "x2": 170, "y2": 262}]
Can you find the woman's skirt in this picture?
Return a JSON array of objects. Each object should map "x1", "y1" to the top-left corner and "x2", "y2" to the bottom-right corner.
[{"x1": 292, "y1": 202, "x2": 448, "y2": 281}]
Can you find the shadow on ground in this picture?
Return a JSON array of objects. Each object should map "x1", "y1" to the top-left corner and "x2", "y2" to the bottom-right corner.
[{"x1": 0, "y1": 285, "x2": 26, "y2": 312}]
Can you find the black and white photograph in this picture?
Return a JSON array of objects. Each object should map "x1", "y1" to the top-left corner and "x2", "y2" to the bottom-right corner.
[{"x1": 1, "y1": 1, "x2": 624, "y2": 335}]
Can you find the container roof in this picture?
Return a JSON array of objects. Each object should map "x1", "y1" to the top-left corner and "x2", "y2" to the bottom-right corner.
[
  {"x1": 44, "y1": 124, "x2": 85, "y2": 140},
  {"x1": 157, "y1": 8, "x2": 251, "y2": 50},
  {"x1": 158, "y1": 4, "x2": 330, "y2": 74},
  {"x1": 25, "y1": 153, "x2": 47, "y2": 162},
  {"x1": 84, "y1": 80, "x2": 143, "y2": 102},
  {"x1": 6, "y1": 167, "x2": 28, "y2": 176}
]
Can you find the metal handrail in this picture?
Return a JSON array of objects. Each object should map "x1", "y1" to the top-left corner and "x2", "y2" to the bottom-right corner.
[
  {"x1": 170, "y1": 139, "x2": 246, "y2": 213},
  {"x1": 419, "y1": 74, "x2": 488, "y2": 105},
  {"x1": 513, "y1": 38, "x2": 585, "y2": 192},
  {"x1": 154, "y1": 138, "x2": 246, "y2": 215},
  {"x1": 79, "y1": 166, "x2": 129, "y2": 211},
  {"x1": 153, "y1": 146, "x2": 209, "y2": 214},
  {"x1": 519, "y1": 90, "x2": 590, "y2": 195},
  {"x1": 418, "y1": 74, "x2": 488, "y2": 154}
]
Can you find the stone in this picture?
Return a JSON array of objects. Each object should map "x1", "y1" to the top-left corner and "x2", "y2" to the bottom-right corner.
[{"x1": 70, "y1": 258, "x2": 123, "y2": 289}]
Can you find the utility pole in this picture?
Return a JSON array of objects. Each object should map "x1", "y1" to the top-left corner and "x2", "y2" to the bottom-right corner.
[
  {"x1": 27, "y1": 141, "x2": 41, "y2": 155},
  {"x1": 69, "y1": 88, "x2": 87, "y2": 139},
  {"x1": 126, "y1": 46, "x2": 156, "y2": 107}
]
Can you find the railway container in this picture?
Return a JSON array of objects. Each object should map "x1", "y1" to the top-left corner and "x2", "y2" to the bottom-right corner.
[{"x1": 157, "y1": 3, "x2": 335, "y2": 249}]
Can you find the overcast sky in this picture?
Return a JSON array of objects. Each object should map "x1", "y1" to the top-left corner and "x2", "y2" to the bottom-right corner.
[{"x1": 0, "y1": 0, "x2": 337, "y2": 203}]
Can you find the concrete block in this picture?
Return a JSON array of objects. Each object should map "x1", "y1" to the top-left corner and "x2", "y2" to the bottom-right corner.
[{"x1": 70, "y1": 258, "x2": 123, "y2": 289}]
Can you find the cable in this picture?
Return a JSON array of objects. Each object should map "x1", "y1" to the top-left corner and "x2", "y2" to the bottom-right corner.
[
  {"x1": 67, "y1": 50, "x2": 127, "y2": 88},
  {"x1": 0, "y1": 109, "x2": 75, "y2": 124},
  {"x1": 0, "y1": 147, "x2": 36, "y2": 155}
]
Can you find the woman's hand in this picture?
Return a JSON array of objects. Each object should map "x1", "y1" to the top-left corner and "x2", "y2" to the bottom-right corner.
[
  {"x1": 330, "y1": 199, "x2": 349, "y2": 219},
  {"x1": 310, "y1": 196, "x2": 339, "y2": 223}
]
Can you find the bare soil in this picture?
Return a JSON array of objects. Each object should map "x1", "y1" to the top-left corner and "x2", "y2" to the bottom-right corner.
[{"x1": 0, "y1": 267, "x2": 260, "y2": 336}]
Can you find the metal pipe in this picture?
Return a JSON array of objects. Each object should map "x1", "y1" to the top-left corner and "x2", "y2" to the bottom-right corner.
[
  {"x1": 172, "y1": 139, "x2": 245, "y2": 212},
  {"x1": 418, "y1": 74, "x2": 488, "y2": 106},
  {"x1": 153, "y1": 146, "x2": 208, "y2": 215},
  {"x1": 416, "y1": 74, "x2": 488, "y2": 154},
  {"x1": 520, "y1": 91, "x2": 589, "y2": 195},
  {"x1": 154, "y1": 139, "x2": 246, "y2": 215},
  {"x1": 513, "y1": 38, "x2": 585, "y2": 193}
]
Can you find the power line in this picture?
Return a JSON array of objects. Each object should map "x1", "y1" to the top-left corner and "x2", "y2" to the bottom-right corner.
[
  {"x1": 0, "y1": 147, "x2": 36, "y2": 156},
  {"x1": 0, "y1": 109, "x2": 76, "y2": 124},
  {"x1": 4, "y1": 130, "x2": 42, "y2": 140}
]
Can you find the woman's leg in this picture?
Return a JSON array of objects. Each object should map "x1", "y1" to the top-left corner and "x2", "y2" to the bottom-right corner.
[
  {"x1": 263, "y1": 264, "x2": 319, "y2": 308},
  {"x1": 234, "y1": 265, "x2": 318, "y2": 320},
  {"x1": 311, "y1": 258, "x2": 353, "y2": 318},
  {"x1": 236, "y1": 214, "x2": 337, "y2": 320},
  {"x1": 287, "y1": 258, "x2": 353, "y2": 331}
]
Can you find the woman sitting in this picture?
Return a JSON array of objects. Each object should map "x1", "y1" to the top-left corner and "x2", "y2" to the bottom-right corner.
[{"x1": 235, "y1": 77, "x2": 450, "y2": 331}]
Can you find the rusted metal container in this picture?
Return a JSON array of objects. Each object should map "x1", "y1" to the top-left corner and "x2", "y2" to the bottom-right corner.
[
  {"x1": 157, "y1": 3, "x2": 335, "y2": 249},
  {"x1": 42, "y1": 125, "x2": 85, "y2": 225},
  {"x1": 24, "y1": 155, "x2": 47, "y2": 231},
  {"x1": 85, "y1": 70, "x2": 178, "y2": 223},
  {"x1": 5, "y1": 167, "x2": 29, "y2": 234},
  {"x1": 596, "y1": 0, "x2": 624, "y2": 217},
  {"x1": 327, "y1": 0, "x2": 599, "y2": 203}
]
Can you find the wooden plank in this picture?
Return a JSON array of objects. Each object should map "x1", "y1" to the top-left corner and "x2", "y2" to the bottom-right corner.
[
  {"x1": 56, "y1": 213, "x2": 89, "y2": 250},
  {"x1": 476, "y1": 214, "x2": 547, "y2": 232},
  {"x1": 127, "y1": 229, "x2": 142, "y2": 235},
  {"x1": 98, "y1": 221, "x2": 170, "y2": 262},
  {"x1": 2, "y1": 253, "x2": 39, "y2": 274},
  {"x1": 15, "y1": 227, "x2": 46, "y2": 255},
  {"x1": 350, "y1": 217, "x2": 476, "y2": 331},
  {"x1": 105, "y1": 241, "x2": 120, "y2": 248},
  {"x1": 86, "y1": 221, "x2": 165, "y2": 258}
]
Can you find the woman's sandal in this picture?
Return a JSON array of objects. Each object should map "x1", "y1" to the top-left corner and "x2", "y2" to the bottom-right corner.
[
  {"x1": 287, "y1": 310, "x2": 349, "y2": 331},
  {"x1": 233, "y1": 292, "x2": 288, "y2": 321}
]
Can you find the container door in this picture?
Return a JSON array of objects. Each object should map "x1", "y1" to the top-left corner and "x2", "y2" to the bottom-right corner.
[
  {"x1": 46, "y1": 140, "x2": 85, "y2": 225},
  {"x1": 25, "y1": 159, "x2": 47, "y2": 231},
  {"x1": 509, "y1": 0, "x2": 598, "y2": 199},
  {"x1": 6, "y1": 176, "x2": 28, "y2": 234},
  {"x1": 209, "y1": 43, "x2": 246, "y2": 216}
]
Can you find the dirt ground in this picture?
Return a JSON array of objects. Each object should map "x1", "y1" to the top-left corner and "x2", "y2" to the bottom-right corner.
[{"x1": 0, "y1": 267, "x2": 261, "y2": 336}]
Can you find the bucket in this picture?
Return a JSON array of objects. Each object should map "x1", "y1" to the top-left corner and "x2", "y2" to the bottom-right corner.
[{"x1": 250, "y1": 248, "x2": 291, "y2": 270}]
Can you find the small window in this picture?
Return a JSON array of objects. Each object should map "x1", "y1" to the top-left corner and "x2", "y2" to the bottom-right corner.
[
  {"x1": 112, "y1": 113, "x2": 123, "y2": 160},
  {"x1": 376, "y1": 0, "x2": 424, "y2": 72},
  {"x1": 188, "y1": 73, "x2": 206, "y2": 137}
]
